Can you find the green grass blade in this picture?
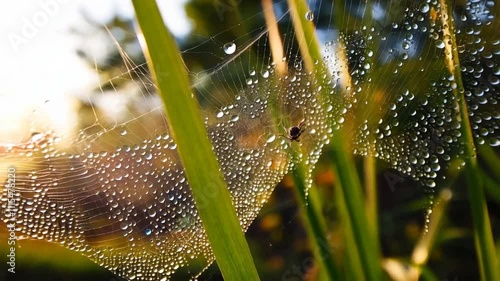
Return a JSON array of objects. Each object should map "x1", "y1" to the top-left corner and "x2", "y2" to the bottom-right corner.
[
  {"x1": 439, "y1": 0, "x2": 500, "y2": 280},
  {"x1": 291, "y1": 164, "x2": 342, "y2": 281},
  {"x1": 364, "y1": 155, "x2": 379, "y2": 248},
  {"x1": 437, "y1": 0, "x2": 499, "y2": 280},
  {"x1": 131, "y1": 1, "x2": 260, "y2": 280},
  {"x1": 286, "y1": 0, "x2": 382, "y2": 279},
  {"x1": 335, "y1": 179, "x2": 366, "y2": 281},
  {"x1": 412, "y1": 189, "x2": 452, "y2": 279},
  {"x1": 328, "y1": 141, "x2": 382, "y2": 281}
]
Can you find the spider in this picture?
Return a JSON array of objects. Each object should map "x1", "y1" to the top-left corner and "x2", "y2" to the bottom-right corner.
[{"x1": 282, "y1": 120, "x2": 306, "y2": 142}]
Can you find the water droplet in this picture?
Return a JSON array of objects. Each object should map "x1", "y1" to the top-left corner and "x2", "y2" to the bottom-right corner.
[
  {"x1": 148, "y1": 209, "x2": 157, "y2": 218},
  {"x1": 436, "y1": 40, "x2": 445, "y2": 49},
  {"x1": 419, "y1": 3, "x2": 430, "y2": 13},
  {"x1": 305, "y1": 11, "x2": 314, "y2": 21},
  {"x1": 266, "y1": 134, "x2": 276, "y2": 143},
  {"x1": 230, "y1": 114, "x2": 239, "y2": 122},
  {"x1": 490, "y1": 137, "x2": 500, "y2": 147},
  {"x1": 223, "y1": 42, "x2": 236, "y2": 55},
  {"x1": 489, "y1": 75, "x2": 499, "y2": 85},
  {"x1": 145, "y1": 229, "x2": 152, "y2": 236},
  {"x1": 31, "y1": 132, "x2": 44, "y2": 142},
  {"x1": 426, "y1": 180, "x2": 436, "y2": 188}
]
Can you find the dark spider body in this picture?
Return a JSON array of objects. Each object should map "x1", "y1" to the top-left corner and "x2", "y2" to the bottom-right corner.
[{"x1": 284, "y1": 120, "x2": 306, "y2": 142}]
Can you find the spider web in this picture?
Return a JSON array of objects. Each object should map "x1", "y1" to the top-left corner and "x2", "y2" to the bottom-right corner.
[{"x1": 1, "y1": 0, "x2": 499, "y2": 280}]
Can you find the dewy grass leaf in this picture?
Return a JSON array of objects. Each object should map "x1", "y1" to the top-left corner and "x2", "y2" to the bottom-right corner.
[
  {"x1": 287, "y1": 0, "x2": 382, "y2": 280},
  {"x1": 291, "y1": 163, "x2": 342, "y2": 281},
  {"x1": 131, "y1": 1, "x2": 260, "y2": 280},
  {"x1": 437, "y1": 0, "x2": 499, "y2": 280}
]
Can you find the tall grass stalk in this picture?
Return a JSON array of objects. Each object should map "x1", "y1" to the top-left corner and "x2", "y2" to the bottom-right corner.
[
  {"x1": 131, "y1": 1, "x2": 260, "y2": 280},
  {"x1": 364, "y1": 155, "x2": 379, "y2": 247},
  {"x1": 412, "y1": 189, "x2": 452, "y2": 267},
  {"x1": 291, "y1": 163, "x2": 342, "y2": 281},
  {"x1": 287, "y1": 0, "x2": 382, "y2": 279},
  {"x1": 262, "y1": 1, "x2": 341, "y2": 278},
  {"x1": 335, "y1": 179, "x2": 366, "y2": 281},
  {"x1": 328, "y1": 141, "x2": 382, "y2": 281},
  {"x1": 437, "y1": 0, "x2": 499, "y2": 280}
]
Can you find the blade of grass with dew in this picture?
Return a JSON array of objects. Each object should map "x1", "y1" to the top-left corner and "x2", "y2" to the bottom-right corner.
[
  {"x1": 437, "y1": 1, "x2": 499, "y2": 280},
  {"x1": 412, "y1": 189, "x2": 452, "y2": 265},
  {"x1": 291, "y1": 163, "x2": 342, "y2": 281},
  {"x1": 364, "y1": 155, "x2": 379, "y2": 247},
  {"x1": 411, "y1": 189, "x2": 453, "y2": 279},
  {"x1": 131, "y1": 1, "x2": 260, "y2": 280},
  {"x1": 358, "y1": 0, "x2": 381, "y2": 250},
  {"x1": 286, "y1": 0, "x2": 382, "y2": 279},
  {"x1": 261, "y1": 1, "x2": 342, "y2": 277},
  {"x1": 327, "y1": 136, "x2": 382, "y2": 281},
  {"x1": 261, "y1": 1, "x2": 340, "y2": 277},
  {"x1": 334, "y1": 179, "x2": 366, "y2": 281}
]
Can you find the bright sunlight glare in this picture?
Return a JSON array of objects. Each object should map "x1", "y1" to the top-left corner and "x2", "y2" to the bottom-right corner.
[{"x1": 0, "y1": 0, "x2": 191, "y2": 144}]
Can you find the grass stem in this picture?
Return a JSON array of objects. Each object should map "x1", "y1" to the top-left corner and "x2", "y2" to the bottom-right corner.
[
  {"x1": 131, "y1": 1, "x2": 260, "y2": 279},
  {"x1": 437, "y1": 1, "x2": 499, "y2": 279}
]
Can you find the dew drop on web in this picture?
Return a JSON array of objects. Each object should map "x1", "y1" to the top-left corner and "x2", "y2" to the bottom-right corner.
[{"x1": 223, "y1": 42, "x2": 236, "y2": 55}]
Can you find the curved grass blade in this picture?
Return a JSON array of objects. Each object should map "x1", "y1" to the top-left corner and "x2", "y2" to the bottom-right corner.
[
  {"x1": 287, "y1": 0, "x2": 382, "y2": 279},
  {"x1": 437, "y1": 1, "x2": 499, "y2": 280},
  {"x1": 291, "y1": 163, "x2": 342, "y2": 281},
  {"x1": 131, "y1": 1, "x2": 260, "y2": 280}
]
